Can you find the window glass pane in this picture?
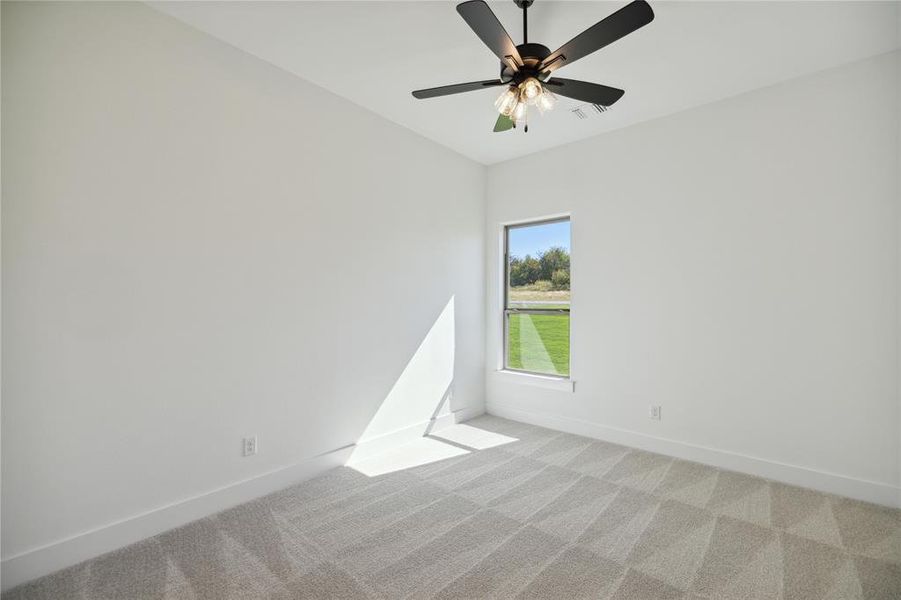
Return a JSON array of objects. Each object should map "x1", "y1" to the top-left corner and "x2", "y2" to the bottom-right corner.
[
  {"x1": 506, "y1": 312, "x2": 570, "y2": 376},
  {"x1": 504, "y1": 219, "x2": 570, "y2": 377},
  {"x1": 506, "y1": 220, "x2": 570, "y2": 310}
]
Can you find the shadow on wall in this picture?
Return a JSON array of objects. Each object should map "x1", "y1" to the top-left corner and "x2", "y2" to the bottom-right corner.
[{"x1": 346, "y1": 296, "x2": 517, "y2": 476}]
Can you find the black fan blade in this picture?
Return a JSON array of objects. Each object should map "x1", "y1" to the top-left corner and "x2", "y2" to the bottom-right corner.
[
  {"x1": 457, "y1": 1, "x2": 523, "y2": 69},
  {"x1": 412, "y1": 79, "x2": 506, "y2": 99},
  {"x1": 493, "y1": 114, "x2": 514, "y2": 132},
  {"x1": 544, "y1": 78, "x2": 625, "y2": 106},
  {"x1": 539, "y1": 0, "x2": 654, "y2": 75}
]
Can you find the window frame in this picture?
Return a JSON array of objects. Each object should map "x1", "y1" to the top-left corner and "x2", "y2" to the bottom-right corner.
[{"x1": 502, "y1": 216, "x2": 571, "y2": 379}]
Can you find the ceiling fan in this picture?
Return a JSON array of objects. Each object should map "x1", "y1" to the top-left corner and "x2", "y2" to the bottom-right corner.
[{"x1": 412, "y1": 0, "x2": 654, "y2": 133}]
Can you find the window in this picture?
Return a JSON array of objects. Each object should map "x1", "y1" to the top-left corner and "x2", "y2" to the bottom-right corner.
[{"x1": 504, "y1": 218, "x2": 571, "y2": 377}]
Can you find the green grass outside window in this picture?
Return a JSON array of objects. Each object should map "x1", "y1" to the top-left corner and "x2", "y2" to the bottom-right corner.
[{"x1": 506, "y1": 313, "x2": 570, "y2": 376}]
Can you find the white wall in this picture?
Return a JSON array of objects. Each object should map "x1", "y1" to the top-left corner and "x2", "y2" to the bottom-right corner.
[
  {"x1": 1, "y1": 0, "x2": 484, "y2": 585},
  {"x1": 486, "y1": 51, "x2": 901, "y2": 506}
]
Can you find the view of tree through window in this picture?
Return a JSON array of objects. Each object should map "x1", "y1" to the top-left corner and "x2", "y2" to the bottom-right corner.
[{"x1": 505, "y1": 219, "x2": 570, "y2": 377}]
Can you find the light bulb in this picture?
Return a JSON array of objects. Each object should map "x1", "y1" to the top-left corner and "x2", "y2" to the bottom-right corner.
[
  {"x1": 512, "y1": 100, "x2": 527, "y2": 123},
  {"x1": 537, "y1": 88, "x2": 557, "y2": 113},
  {"x1": 519, "y1": 78, "x2": 542, "y2": 105},
  {"x1": 494, "y1": 87, "x2": 519, "y2": 116}
]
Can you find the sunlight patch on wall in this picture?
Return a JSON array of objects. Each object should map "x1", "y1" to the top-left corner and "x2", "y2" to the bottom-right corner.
[{"x1": 348, "y1": 297, "x2": 456, "y2": 464}]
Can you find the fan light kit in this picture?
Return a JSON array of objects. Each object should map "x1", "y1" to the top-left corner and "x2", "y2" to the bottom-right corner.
[
  {"x1": 493, "y1": 77, "x2": 557, "y2": 127},
  {"x1": 412, "y1": 0, "x2": 655, "y2": 133}
]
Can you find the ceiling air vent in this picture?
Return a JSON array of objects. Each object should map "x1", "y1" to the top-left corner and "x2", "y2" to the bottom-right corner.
[{"x1": 571, "y1": 104, "x2": 611, "y2": 119}]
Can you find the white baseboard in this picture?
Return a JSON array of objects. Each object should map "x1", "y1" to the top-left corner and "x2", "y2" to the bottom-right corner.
[
  {"x1": 1, "y1": 404, "x2": 486, "y2": 592},
  {"x1": 349, "y1": 421, "x2": 436, "y2": 463},
  {"x1": 450, "y1": 405, "x2": 486, "y2": 424},
  {"x1": 0, "y1": 445, "x2": 353, "y2": 592},
  {"x1": 348, "y1": 405, "x2": 482, "y2": 463},
  {"x1": 487, "y1": 401, "x2": 901, "y2": 509}
]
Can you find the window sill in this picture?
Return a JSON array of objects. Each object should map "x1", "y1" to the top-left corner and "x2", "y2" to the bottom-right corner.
[{"x1": 493, "y1": 370, "x2": 575, "y2": 392}]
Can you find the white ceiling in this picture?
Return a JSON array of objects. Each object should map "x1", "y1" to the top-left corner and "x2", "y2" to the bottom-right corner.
[{"x1": 150, "y1": 1, "x2": 900, "y2": 164}]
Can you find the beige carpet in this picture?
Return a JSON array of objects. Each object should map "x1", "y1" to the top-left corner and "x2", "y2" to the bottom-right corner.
[{"x1": 5, "y1": 415, "x2": 900, "y2": 599}]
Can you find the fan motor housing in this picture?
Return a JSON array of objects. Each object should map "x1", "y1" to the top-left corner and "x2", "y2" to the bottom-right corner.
[{"x1": 500, "y1": 43, "x2": 552, "y2": 83}]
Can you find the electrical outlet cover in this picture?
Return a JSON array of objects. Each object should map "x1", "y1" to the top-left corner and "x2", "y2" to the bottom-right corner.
[{"x1": 243, "y1": 436, "x2": 258, "y2": 456}]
